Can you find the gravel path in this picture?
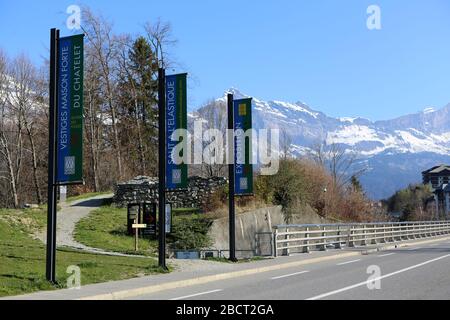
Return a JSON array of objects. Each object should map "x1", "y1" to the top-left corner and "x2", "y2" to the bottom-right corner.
[
  {"x1": 36, "y1": 194, "x2": 144, "y2": 257},
  {"x1": 57, "y1": 195, "x2": 111, "y2": 250}
]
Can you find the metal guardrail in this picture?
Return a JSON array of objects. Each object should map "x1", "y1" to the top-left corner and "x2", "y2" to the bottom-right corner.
[{"x1": 273, "y1": 221, "x2": 450, "y2": 256}]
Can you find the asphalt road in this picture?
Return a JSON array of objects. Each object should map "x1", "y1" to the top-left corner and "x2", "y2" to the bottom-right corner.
[{"x1": 130, "y1": 239, "x2": 450, "y2": 300}]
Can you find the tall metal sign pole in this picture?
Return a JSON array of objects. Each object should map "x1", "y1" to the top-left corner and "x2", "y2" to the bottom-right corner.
[
  {"x1": 46, "y1": 28, "x2": 59, "y2": 283},
  {"x1": 227, "y1": 93, "x2": 237, "y2": 262},
  {"x1": 158, "y1": 67, "x2": 167, "y2": 270},
  {"x1": 46, "y1": 29, "x2": 84, "y2": 283}
]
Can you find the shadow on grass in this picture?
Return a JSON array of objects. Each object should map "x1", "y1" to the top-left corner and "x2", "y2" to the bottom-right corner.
[
  {"x1": 70, "y1": 198, "x2": 110, "y2": 208},
  {"x1": 1, "y1": 254, "x2": 44, "y2": 262},
  {"x1": 110, "y1": 228, "x2": 128, "y2": 236},
  {"x1": 0, "y1": 242, "x2": 44, "y2": 250},
  {"x1": 0, "y1": 273, "x2": 49, "y2": 283}
]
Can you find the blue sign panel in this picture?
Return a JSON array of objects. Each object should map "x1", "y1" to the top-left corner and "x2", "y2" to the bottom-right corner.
[
  {"x1": 233, "y1": 98, "x2": 253, "y2": 195},
  {"x1": 165, "y1": 73, "x2": 187, "y2": 190},
  {"x1": 56, "y1": 34, "x2": 84, "y2": 184}
]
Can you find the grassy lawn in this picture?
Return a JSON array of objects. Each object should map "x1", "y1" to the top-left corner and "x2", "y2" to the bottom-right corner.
[
  {"x1": 0, "y1": 208, "x2": 167, "y2": 297},
  {"x1": 74, "y1": 204, "x2": 212, "y2": 255},
  {"x1": 74, "y1": 205, "x2": 159, "y2": 256}
]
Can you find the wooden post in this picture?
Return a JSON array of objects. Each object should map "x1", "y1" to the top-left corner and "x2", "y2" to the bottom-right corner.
[{"x1": 135, "y1": 218, "x2": 138, "y2": 251}]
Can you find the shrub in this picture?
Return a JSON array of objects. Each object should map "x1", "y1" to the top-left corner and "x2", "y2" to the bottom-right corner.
[
  {"x1": 201, "y1": 185, "x2": 228, "y2": 213},
  {"x1": 169, "y1": 215, "x2": 213, "y2": 250},
  {"x1": 254, "y1": 158, "x2": 382, "y2": 222},
  {"x1": 386, "y1": 184, "x2": 434, "y2": 221}
]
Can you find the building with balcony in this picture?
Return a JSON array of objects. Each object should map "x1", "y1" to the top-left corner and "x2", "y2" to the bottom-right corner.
[{"x1": 422, "y1": 164, "x2": 450, "y2": 218}]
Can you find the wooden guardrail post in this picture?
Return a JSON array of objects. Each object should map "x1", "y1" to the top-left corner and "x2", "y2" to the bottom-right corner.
[
  {"x1": 371, "y1": 224, "x2": 378, "y2": 245},
  {"x1": 411, "y1": 223, "x2": 416, "y2": 239},
  {"x1": 347, "y1": 225, "x2": 354, "y2": 247},
  {"x1": 394, "y1": 224, "x2": 400, "y2": 241},
  {"x1": 335, "y1": 225, "x2": 342, "y2": 249},
  {"x1": 401, "y1": 223, "x2": 406, "y2": 240},
  {"x1": 408, "y1": 223, "x2": 412, "y2": 239},
  {"x1": 285, "y1": 227, "x2": 290, "y2": 256},
  {"x1": 411, "y1": 223, "x2": 417, "y2": 239},
  {"x1": 319, "y1": 226, "x2": 327, "y2": 251},
  {"x1": 273, "y1": 229, "x2": 278, "y2": 257},
  {"x1": 417, "y1": 223, "x2": 422, "y2": 238},
  {"x1": 380, "y1": 224, "x2": 386, "y2": 243},
  {"x1": 361, "y1": 225, "x2": 367, "y2": 246},
  {"x1": 303, "y1": 227, "x2": 310, "y2": 253}
]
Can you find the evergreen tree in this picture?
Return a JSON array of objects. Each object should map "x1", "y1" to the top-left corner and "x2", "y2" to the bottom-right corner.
[
  {"x1": 117, "y1": 36, "x2": 159, "y2": 175},
  {"x1": 128, "y1": 36, "x2": 158, "y2": 126},
  {"x1": 350, "y1": 175, "x2": 363, "y2": 193}
]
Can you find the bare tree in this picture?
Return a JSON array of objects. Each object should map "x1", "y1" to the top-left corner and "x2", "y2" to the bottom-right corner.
[
  {"x1": 144, "y1": 18, "x2": 177, "y2": 68},
  {"x1": 193, "y1": 99, "x2": 228, "y2": 178},
  {"x1": 82, "y1": 8, "x2": 124, "y2": 180},
  {"x1": 0, "y1": 51, "x2": 20, "y2": 207},
  {"x1": 311, "y1": 140, "x2": 366, "y2": 189},
  {"x1": 84, "y1": 48, "x2": 104, "y2": 191},
  {"x1": 280, "y1": 129, "x2": 292, "y2": 159},
  {"x1": 0, "y1": 51, "x2": 12, "y2": 206},
  {"x1": 10, "y1": 55, "x2": 44, "y2": 204}
]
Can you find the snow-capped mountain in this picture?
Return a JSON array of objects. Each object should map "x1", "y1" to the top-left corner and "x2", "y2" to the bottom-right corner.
[{"x1": 191, "y1": 88, "x2": 450, "y2": 199}]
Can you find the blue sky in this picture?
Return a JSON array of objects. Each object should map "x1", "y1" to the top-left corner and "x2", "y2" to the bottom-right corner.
[{"x1": 1, "y1": 0, "x2": 450, "y2": 120}]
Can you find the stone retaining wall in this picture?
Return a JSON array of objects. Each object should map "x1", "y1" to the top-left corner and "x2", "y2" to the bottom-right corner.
[{"x1": 113, "y1": 176, "x2": 227, "y2": 209}]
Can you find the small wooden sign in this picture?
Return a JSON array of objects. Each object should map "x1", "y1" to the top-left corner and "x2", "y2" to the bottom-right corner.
[
  {"x1": 132, "y1": 223, "x2": 147, "y2": 252},
  {"x1": 132, "y1": 224, "x2": 147, "y2": 229}
]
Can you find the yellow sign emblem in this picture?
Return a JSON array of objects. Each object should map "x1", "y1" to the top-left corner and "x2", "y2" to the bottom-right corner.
[{"x1": 238, "y1": 103, "x2": 247, "y2": 116}]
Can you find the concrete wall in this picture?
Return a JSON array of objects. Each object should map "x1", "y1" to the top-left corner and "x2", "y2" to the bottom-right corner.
[{"x1": 208, "y1": 205, "x2": 331, "y2": 257}]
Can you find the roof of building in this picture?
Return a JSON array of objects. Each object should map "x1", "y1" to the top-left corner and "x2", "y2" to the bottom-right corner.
[{"x1": 422, "y1": 164, "x2": 450, "y2": 175}]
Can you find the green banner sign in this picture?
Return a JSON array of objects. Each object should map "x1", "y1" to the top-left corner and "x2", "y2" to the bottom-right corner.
[
  {"x1": 56, "y1": 34, "x2": 84, "y2": 184},
  {"x1": 165, "y1": 73, "x2": 188, "y2": 190},
  {"x1": 234, "y1": 98, "x2": 253, "y2": 195}
]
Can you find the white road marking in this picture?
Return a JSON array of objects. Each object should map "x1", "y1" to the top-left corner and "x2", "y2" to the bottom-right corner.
[
  {"x1": 271, "y1": 270, "x2": 310, "y2": 280},
  {"x1": 307, "y1": 254, "x2": 450, "y2": 300},
  {"x1": 407, "y1": 247, "x2": 422, "y2": 250},
  {"x1": 378, "y1": 253, "x2": 395, "y2": 257},
  {"x1": 170, "y1": 289, "x2": 223, "y2": 300},
  {"x1": 336, "y1": 259, "x2": 361, "y2": 266}
]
